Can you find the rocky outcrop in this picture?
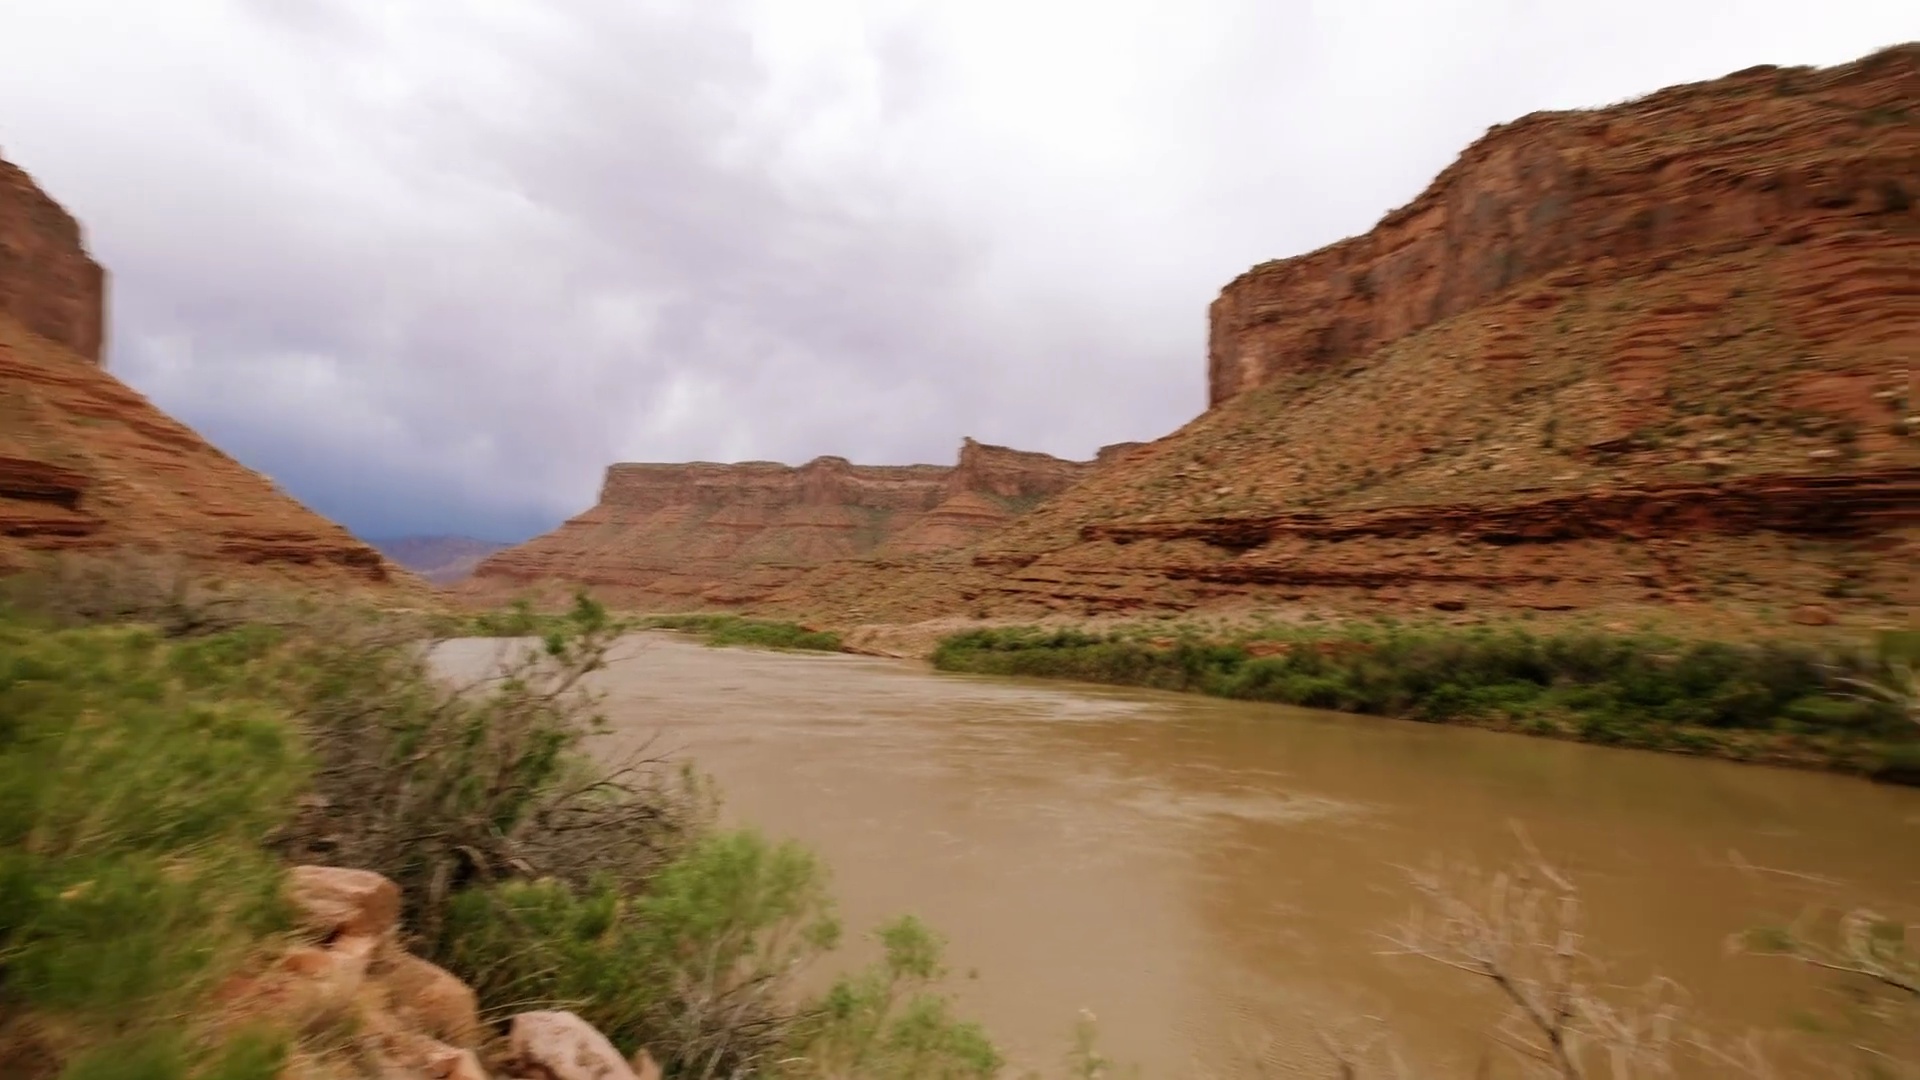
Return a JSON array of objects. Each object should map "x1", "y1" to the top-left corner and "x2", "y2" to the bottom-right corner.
[
  {"x1": 0, "y1": 151, "x2": 423, "y2": 597},
  {"x1": 234, "y1": 866, "x2": 657, "y2": 1080},
  {"x1": 756, "y1": 46, "x2": 1920, "y2": 633},
  {"x1": 0, "y1": 155, "x2": 104, "y2": 365},
  {"x1": 1208, "y1": 43, "x2": 1920, "y2": 406},
  {"x1": 463, "y1": 438, "x2": 1093, "y2": 606}
]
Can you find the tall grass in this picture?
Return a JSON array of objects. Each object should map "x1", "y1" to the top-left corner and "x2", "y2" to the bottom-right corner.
[{"x1": 0, "y1": 616, "x2": 305, "y2": 1080}]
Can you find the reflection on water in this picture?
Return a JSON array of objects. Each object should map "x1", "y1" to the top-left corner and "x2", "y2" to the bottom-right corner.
[{"x1": 434, "y1": 634, "x2": 1920, "y2": 1077}]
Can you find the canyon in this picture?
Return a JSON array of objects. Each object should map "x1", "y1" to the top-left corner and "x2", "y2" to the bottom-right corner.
[
  {"x1": 462, "y1": 438, "x2": 1097, "y2": 607},
  {"x1": 371, "y1": 535, "x2": 509, "y2": 585},
  {"x1": 0, "y1": 154, "x2": 423, "y2": 598},
  {"x1": 564, "y1": 44, "x2": 1917, "y2": 638}
]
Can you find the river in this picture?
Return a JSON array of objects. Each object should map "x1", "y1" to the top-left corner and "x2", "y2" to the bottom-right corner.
[{"x1": 435, "y1": 633, "x2": 1920, "y2": 1077}]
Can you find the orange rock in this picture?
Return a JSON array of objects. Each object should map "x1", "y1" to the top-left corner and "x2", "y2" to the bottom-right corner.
[
  {"x1": 505, "y1": 1011, "x2": 636, "y2": 1080},
  {"x1": 386, "y1": 953, "x2": 483, "y2": 1049},
  {"x1": 287, "y1": 866, "x2": 402, "y2": 940},
  {"x1": 1790, "y1": 605, "x2": 1837, "y2": 626}
]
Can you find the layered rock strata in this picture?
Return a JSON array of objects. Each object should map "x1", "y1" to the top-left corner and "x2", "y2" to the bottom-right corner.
[
  {"x1": 0, "y1": 154, "x2": 105, "y2": 365},
  {"x1": 465, "y1": 438, "x2": 1094, "y2": 605},
  {"x1": 1209, "y1": 43, "x2": 1920, "y2": 406},
  {"x1": 759, "y1": 46, "x2": 1920, "y2": 633},
  {"x1": 0, "y1": 153, "x2": 420, "y2": 595}
]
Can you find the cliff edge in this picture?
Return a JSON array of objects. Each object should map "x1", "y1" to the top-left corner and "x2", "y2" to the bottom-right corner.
[
  {"x1": 1209, "y1": 43, "x2": 1920, "y2": 406},
  {"x1": 0, "y1": 152, "x2": 423, "y2": 597},
  {"x1": 766, "y1": 45, "x2": 1920, "y2": 634},
  {"x1": 0, "y1": 153, "x2": 105, "y2": 365}
]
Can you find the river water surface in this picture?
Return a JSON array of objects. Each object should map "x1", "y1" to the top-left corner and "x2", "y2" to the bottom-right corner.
[{"x1": 435, "y1": 634, "x2": 1920, "y2": 1077}]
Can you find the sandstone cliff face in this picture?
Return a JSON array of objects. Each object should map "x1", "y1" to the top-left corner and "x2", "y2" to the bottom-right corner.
[
  {"x1": 762, "y1": 46, "x2": 1920, "y2": 635},
  {"x1": 465, "y1": 439, "x2": 1094, "y2": 606},
  {"x1": 0, "y1": 153, "x2": 422, "y2": 597},
  {"x1": 1209, "y1": 43, "x2": 1920, "y2": 406},
  {"x1": 0, "y1": 155, "x2": 104, "y2": 365}
]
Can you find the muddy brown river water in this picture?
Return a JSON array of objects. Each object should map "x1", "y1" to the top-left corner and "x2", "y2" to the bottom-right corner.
[{"x1": 435, "y1": 634, "x2": 1920, "y2": 1077}]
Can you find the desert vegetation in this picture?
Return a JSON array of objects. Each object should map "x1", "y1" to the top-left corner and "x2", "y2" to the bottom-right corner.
[
  {"x1": 0, "y1": 558, "x2": 987, "y2": 1079},
  {"x1": 422, "y1": 604, "x2": 846, "y2": 654},
  {"x1": 3, "y1": 556, "x2": 1914, "y2": 1078},
  {"x1": 931, "y1": 622, "x2": 1920, "y2": 781}
]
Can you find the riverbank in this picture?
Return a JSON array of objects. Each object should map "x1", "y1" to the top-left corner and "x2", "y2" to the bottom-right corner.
[
  {"x1": 427, "y1": 604, "x2": 846, "y2": 652},
  {"x1": 929, "y1": 621, "x2": 1920, "y2": 783}
]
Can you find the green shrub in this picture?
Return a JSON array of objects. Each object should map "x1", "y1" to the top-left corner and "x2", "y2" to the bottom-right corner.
[
  {"x1": 785, "y1": 916, "x2": 1001, "y2": 1080},
  {"x1": 642, "y1": 614, "x2": 844, "y2": 652},
  {"x1": 438, "y1": 829, "x2": 842, "y2": 1075},
  {"x1": 931, "y1": 622, "x2": 1917, "y2": 763},
  {"x1": 0, "y1": 616, "x2": 304, "y2": 1078}
]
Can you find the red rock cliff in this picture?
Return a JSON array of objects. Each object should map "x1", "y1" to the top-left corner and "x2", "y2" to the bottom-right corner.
[
  {"x1": 0, "y1": 154, "x2": 105, "y2": 366},
  {"x1": 0, "y1": 152, "x2": 422, "y2": 597},
  {"x1": 757, "y1": 46, "x2": 1919, "y2": 633},
  {"x1": 1209, "y1": 43, "x2": 1920, "y2": 406},
  {"x1": 464, "y1": 439, "x2": 1094, "y2": 605}
]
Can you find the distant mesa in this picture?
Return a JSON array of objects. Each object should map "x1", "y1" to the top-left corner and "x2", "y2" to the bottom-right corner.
[{"x1": 462, "y1": 437, "x2": 1098, "y2": 606}]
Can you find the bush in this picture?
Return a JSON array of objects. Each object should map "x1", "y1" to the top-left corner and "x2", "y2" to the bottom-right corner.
[
  {"x1": 440, "y1": 829, "x2": 842, "y2": 1075},
  {"x1": 273, "y1": 593, "x2": 710, "y2": 940},
  {"x1": 785, "y1": 916, "x2": 1001, "y2": 1080},
  {"x1": 931, "y1": 623, "x2": 1919, "y2": 763},
  {"x1": 3, "y1": 562, "x2": 1000, "y2": 1075},
  {"x1": 643, "y1": 614, "x2": 844, "y2": 652}
]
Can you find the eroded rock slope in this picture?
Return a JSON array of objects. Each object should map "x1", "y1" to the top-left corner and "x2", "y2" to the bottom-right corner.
[
  {"x1": 0, "y1": 153, "x2": 422, "y2": 597},
  {"x1": 464, "y1": 438, "x2": 1094, "y2": 606},
  {"x1": 769, "y1": 45, "x2": 1920, "y2": 632}
]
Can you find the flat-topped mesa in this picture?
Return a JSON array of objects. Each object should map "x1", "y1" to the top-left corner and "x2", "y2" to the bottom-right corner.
[
  {"x1": 0, "y1": 154, "x2": 106, "y2": 365},
  {"x1": 466, "y1": 438, "x2": 1097, "y2": 604},
  {"x1": 1207, "y1": 43, "x2": 1920, "y2": 407},
  {"x1": 599, "y1": 456, "x2": 952, "y2": 514}
]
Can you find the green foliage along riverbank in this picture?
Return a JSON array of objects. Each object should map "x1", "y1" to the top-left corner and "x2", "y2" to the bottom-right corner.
[
  {"x1": 931, "y1": 623, "x2": 1920, "y2": 781},
  {"x1": 0, "y1": 568, "x2": 986, "y2": 1079},
  {"x1": 426, "y1": 604, "x2": 847, "y2": 653},
  {"x1": 638, "y1": 613, "x2": 845, "y2": 652}
]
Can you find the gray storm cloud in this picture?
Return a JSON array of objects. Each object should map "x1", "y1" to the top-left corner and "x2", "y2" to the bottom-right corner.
[{"x1": 1, "y1": 0, "x2": 1912, "y2": 539}]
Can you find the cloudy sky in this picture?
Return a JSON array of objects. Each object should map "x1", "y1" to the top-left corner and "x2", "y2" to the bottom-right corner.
[{"x1": 2, "y1": 1, "x2": 1912, "y2": 541}]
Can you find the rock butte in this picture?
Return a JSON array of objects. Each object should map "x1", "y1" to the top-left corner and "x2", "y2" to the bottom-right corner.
[
  {"x1": 0, "y1": 153, "x2": 424, "y2": 597},
  {"x1": 733, "y1": 45, "x2": 1920, "y2": 633},
  {"x1": 464, "y1": 438, "x2": 1096, "y2": 607}
]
